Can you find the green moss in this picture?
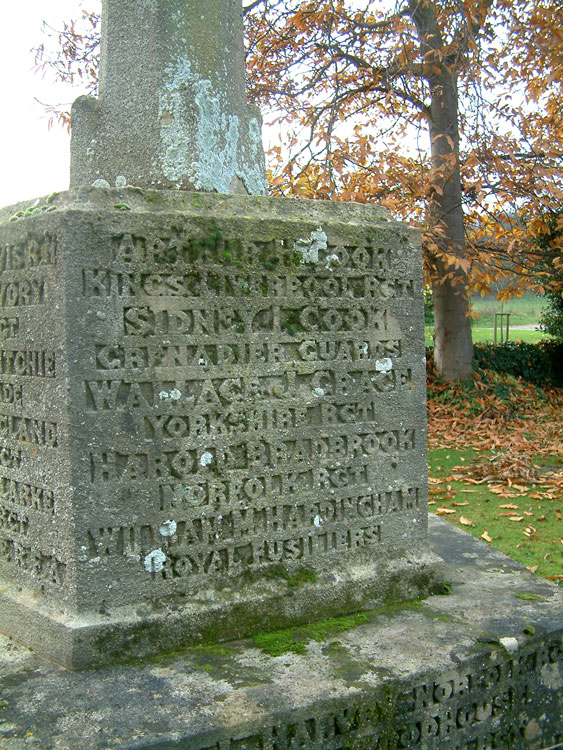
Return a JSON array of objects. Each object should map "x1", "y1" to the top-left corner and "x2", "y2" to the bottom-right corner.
[
  {"x1": 285, "y1": 569, "x2": 317, "y2": 587},
  {"x1": 144, "y1": 191, "x2": 163, "y2": 204},
  {"x1": 281, "y1": 308, "x2": 305, "y2": 335},
  {"x1": 195, "y1": 643, "x2": 232, "y2": 656},
  {"x1": 46, "y1": 192, "x2": 58, "y2": 204},
  {"x1": 114, "y1": 203, "x2": 131, "y2": 211},
  {"x1": 515, "y1": 593, "x2": 547, "y2": 602},
  {"x1": 253, "y1": 611, "x2": 371, "y2": 656},
  {"x1": 523, "y1": 625, "x2": 536, "y2": 635},
  {"x1": 439, "y1": 581, "x2": 452, "y2": 595},
  {"x1": 8, "y1": 203, "x2": 56, "y2": 222}
]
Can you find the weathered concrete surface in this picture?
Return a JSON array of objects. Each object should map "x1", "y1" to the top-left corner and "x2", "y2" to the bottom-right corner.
[
  {"x1": 1, "y1": 517, "x2": 562, "y2": 749},
  {"x1": 70, "y1": 0, "x2": 267, "y2": 193},
  {"x1": 0, "y1": 188, "x2": 441, "y2": 668}
]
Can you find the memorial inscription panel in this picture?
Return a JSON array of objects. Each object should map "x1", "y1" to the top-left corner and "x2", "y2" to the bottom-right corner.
[{"x1": 0, "y1": 192, "x2": 438, "y2": 666}]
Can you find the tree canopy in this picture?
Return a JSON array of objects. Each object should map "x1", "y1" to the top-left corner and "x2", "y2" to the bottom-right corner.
[{"x1": 34, "y1": 0, "x2": 563, "y2": 379}]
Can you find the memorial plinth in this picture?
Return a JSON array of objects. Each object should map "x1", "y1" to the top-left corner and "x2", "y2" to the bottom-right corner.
[
  {"x1": 2, "y1": 518, "x2": 562, "y2": 749},
  {"x1": 0, "y1": 188, "x2": 442, "y2": 669}
]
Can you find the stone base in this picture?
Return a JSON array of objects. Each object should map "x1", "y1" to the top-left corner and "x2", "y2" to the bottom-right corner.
[
  {"x1": 1, "y1": 517, "x2": 562, "y2": 750},
  {"x1": 0, "y1": 547, "x2": 443, "y2": 671}
]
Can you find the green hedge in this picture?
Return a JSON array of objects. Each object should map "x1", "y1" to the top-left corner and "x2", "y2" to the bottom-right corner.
[{"x1": 472, "y1": 341, "x2": 563, "y2": 387}]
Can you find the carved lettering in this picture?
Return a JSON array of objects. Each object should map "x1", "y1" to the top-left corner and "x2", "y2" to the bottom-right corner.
[
  {"x1": 0, "y1": 414, "x2": 58, "y2": 447},
  {"x1": 0, "y1": 476, "x2": 55, "y2": 514},
  {"x1": 0, "y1": 350, "x2": 55, "y2": 377}
]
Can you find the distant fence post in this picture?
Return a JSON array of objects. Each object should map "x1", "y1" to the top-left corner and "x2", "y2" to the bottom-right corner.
[{"x1": 494, "y1": 312, "x2": 510, "y2": 344}]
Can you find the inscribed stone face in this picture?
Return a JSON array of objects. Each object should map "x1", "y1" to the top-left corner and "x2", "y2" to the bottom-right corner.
[{"x1": 0, "y1": 191, "x2": 439, "y2": 667}]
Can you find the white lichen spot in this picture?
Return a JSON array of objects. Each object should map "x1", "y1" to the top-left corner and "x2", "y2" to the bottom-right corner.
[
  {"x1": 236, "y1": 117, "x2": 268, "y2": 195},
  {"x1": 375, "y1": 358, "x2": 393, "y2": 373},
  {"x1": 159, "y1": 390, "x2": 169, "y2": 400},
  {"x1": 313, "y1": 514, "x2": 322, "y2": 528},
  {"x1": 198, "y1": 357, "x2": 207, "y2": 365},
  {"x1": 96, "y1": 311, "x2": 106, "y2": 320},
  {"x1": 191, "y1": 79, "x2": 240, "y2": 193},
  {"x1": 144, "y1": 549, "x2": 167, "y2": 573},
  {"x1": 159, "y1": 519, "x2": 177, "y2": 537},
  {"x1": 115, "y1": 175, "x2": 127, "y2": 188},
  {"x1": 325, "y1": 253, "x2": 340, "y2": 269},
  {"x1": 362, "y1": 343, "x2": 369, "y2": 356},
  {"x1": 92, "y1": 179, "x2": 110, "y2": 188},
  {"x1": 312, "y1": 387, "x2": 324, "y2": 398},
  {"x1": 169, "y1": 388, "x2": 181, "y2": 400},
  {"x1": 499, "y1": 637, "x2": 519, "y2": 653},
  {"x1": 200, "y1": 451, "x2": 213, "y2": 466},
  {"x1": 294, "y1": 226, "x2": 328, "y2": 264}
]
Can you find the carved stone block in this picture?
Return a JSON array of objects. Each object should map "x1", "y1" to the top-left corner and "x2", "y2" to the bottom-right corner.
[{"x1": 0, "y1": 189, "x2": 441, "y2": 668}]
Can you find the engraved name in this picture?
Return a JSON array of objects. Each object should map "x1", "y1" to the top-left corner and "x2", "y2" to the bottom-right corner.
[
  {"x1": 0, "y1": 277, "x2": 46, "y2": 307},
  {"x1": 0, "y1": 414, "x2": 57, "y2": 447},
  {"x1": 0, "y1": 233, "x2": 56, "y2": 271},
  {"x1": 0, "y1": 538, "x2": 65, "y2": 585},
  {"x1": 0, "y1": 350, "x2": 55, "y2": 378},
  {"x1": 90, "y1": 430, "x2": 413, "y2": 481},
  {"x1": 0, "y1": 476, "x2": 55, "y2": 514}
]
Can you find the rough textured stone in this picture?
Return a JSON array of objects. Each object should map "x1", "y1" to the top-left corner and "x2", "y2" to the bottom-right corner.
[
  {"x1": 1, "y1": 517, "x2": 562, "y2": 749},
  {"x1": 0, "y1": 188, "x2": 441, "y2": 668},
  {"x1": 70, "y1": 0, "x2": 267, "y2": 194}
]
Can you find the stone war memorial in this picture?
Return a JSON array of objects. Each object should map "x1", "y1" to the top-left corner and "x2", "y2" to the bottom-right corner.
[{"x1": 0, "y1": 1, "x2": 562, "y2": 748}]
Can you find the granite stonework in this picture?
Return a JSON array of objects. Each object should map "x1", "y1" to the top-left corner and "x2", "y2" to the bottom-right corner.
[
  {"x1": 1, "y1": 518, "x2": 562, "y2": 749},
  {"x1": 70, "y1": 0, "x2": 267, "y2": 194},
  {"x1": 0, "y1": 188, "x2": 442, "y2": 669}
]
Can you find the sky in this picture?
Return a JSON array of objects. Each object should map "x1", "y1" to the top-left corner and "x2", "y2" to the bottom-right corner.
[{"x1": 0, "y1": 1, "x2": 96, "y2": 209}]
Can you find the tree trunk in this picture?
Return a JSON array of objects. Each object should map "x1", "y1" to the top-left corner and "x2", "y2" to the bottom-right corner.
[
  {"x1": 427, "y1": 71, "x2": 473, "y2": 380},
  {"x1": 409, "y1": 0, "x2": 473, "y2": 380}
]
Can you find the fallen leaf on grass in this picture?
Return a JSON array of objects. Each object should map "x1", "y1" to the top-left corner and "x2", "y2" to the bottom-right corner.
[
  {"x1": 460, "y1": 516, "x2": 473, "y2": 526},
  {"x1": 451, "y1": 501, "x2": 469, "y2": 506},
  {"x1": 460, "y1": 489, "x2": 477, "y2": 493},
  {"x1": 526, "y1": 565, "x2": 538, "y2": 573},
  {"x1": 547, "y1": 574, "x2": 563, "y2": 581},
  {"x1": 481, "y1": 531, "x2": 492, "y2": 542},
  {"x1": 428, "y1": 500, "x2": 436, "y2": 505},
  {"x1": 436, "y1": 507, "x2": 456, "y2": 515},
  {"x1": 499, "y1": 503, "x2": 519, "y2": 509},
  {"x1": 499, "y1": 511, "x2": 520, "y2": 516},
  {"x1": 508, "y1": 516, "x2": 525, "y2": 522}
]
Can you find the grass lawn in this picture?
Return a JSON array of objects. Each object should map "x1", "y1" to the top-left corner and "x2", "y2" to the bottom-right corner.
[
  {"x1": 426, "y1": 362, "x2": 563, "y2": 586},
  {"x1": 424, "y1": 326, "x2": 551, "y2": 346},
  {"x1": 428, "y1": 447, "x2": 562, "y2": 580},
  {"x1": 425, "y1": 292, "x2": 553, "y2": 346}
]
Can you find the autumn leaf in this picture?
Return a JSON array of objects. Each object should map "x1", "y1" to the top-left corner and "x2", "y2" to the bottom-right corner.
[
  {"x1": 460, "y1": 516, "x2": 473, "y2": 526},
  {"x1": 481, "y1": 531, "x2": 493, "y2": 542},
  {"x1": 436, "y1": 507, "x2": 456, "y2": 515},
  {"x1": 508, "y1": 516, "x2": 525, "y2": 522},
  {"x1": 499, "y1": 503, "x2": 519, "y2": 509}
]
